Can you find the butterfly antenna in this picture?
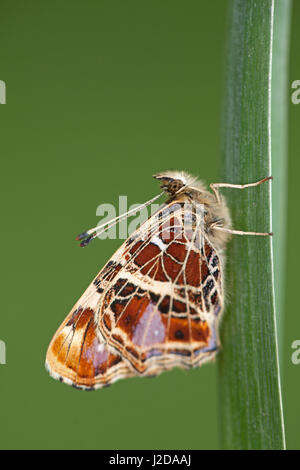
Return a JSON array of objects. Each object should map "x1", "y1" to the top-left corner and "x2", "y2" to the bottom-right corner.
[{"x1": 76, "y1": 192, "x2": 164, "y2": 247}]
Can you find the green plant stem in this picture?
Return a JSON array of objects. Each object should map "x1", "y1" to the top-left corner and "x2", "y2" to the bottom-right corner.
[
  {"x1": 272, "y1": 0, "x2": 291, "y2": 368},
  {"x1": 218, "y1": 0, "x2": 286, "y2": 450}
]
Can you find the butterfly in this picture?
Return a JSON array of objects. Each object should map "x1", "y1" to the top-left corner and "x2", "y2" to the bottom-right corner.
[{"x1": 45, "y1": 171, "x2": 272, "y2": 390}]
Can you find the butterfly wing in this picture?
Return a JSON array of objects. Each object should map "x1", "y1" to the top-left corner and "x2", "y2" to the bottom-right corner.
[
  {"x1": 46, "y1": 199, "x2": 223, "y2": 388},
  {"x1": 96, "y1": 200, "x2": 223, "y2": 375},
  {"x1": 45, "y1": 282, "x2": 135, "y2": 390}
]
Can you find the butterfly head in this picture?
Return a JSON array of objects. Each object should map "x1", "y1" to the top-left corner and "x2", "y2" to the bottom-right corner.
[
  {"x1": 154, "y1": 171, "x2": 188, "y2": 195},
  {"x1": 153, "y1": 171, "x2": 202, "y2": 196}
]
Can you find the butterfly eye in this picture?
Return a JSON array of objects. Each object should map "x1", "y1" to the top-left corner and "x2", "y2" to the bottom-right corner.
[{"x1": 167, "y1": 179, "x2": 184, "y2": 194}]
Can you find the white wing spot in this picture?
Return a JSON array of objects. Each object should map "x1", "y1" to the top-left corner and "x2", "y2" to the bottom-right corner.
[
  {"x1": 151, "y1": 236, "x2": 167, "y2": 251},
  {"x1": 97, "y1": 343, "x2": 105, "y2": 353}
]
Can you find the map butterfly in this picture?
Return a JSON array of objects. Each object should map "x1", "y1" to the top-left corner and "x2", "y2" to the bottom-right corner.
[{"x1": 45, "y1": 171, "x2": 272, "y2": 390}]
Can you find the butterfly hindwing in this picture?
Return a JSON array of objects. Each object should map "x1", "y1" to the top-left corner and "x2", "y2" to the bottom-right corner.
[{"x1": 97, "y1": 200, "x2": 223, "y2": 374}]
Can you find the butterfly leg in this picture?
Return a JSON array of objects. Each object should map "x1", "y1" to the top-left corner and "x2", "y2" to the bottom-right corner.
[
  {"x1": 210, "y1": 176, "x2": 272, "y2": 204},
  {"x1": 209, "y1": 176, "x2": 273, "y2": 236},
  {"x1": 213, "y1": 226, "x2": 273, "y2": 236}
]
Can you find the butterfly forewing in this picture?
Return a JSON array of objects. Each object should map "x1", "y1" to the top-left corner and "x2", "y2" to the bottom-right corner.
[{"x1": 46, "y1": 282, "x2": 135, "y2": 390}]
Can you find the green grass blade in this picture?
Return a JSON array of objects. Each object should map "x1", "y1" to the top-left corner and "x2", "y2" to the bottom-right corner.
[
  {"x1": 218, "y1": 0, "x2": 286, "y2": 450},
  {"x1": 271, "y1": 0, "x2": 292, "y2": 367}
]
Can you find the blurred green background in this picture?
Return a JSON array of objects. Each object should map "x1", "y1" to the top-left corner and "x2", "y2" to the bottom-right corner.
[{"x1": 0, "y1": 0, "x2": 298, "y2": 449}]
